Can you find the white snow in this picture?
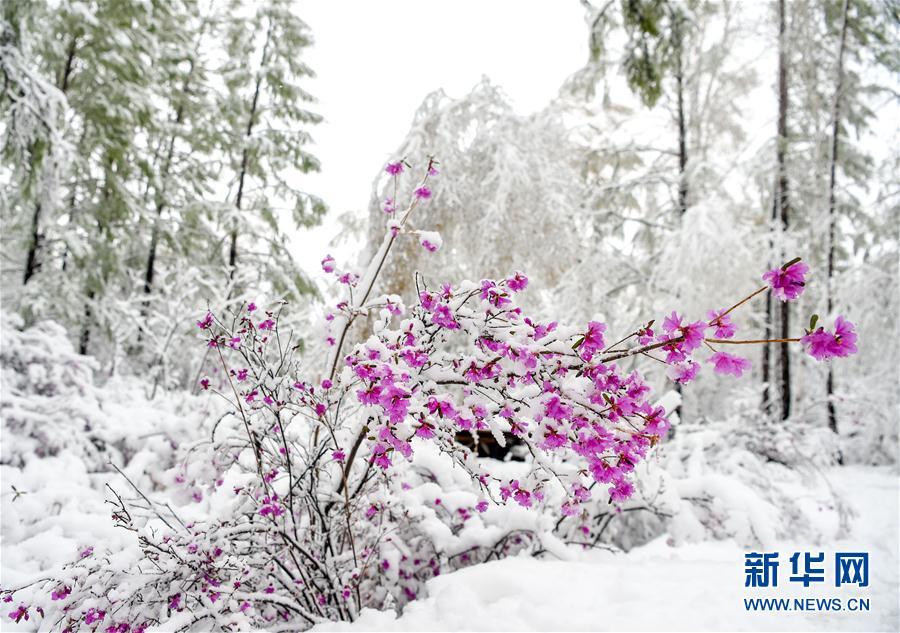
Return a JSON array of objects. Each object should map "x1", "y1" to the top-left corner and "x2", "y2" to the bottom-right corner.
[{"x1": 314, "y1": 466, "x2": 898, "y2": 632}]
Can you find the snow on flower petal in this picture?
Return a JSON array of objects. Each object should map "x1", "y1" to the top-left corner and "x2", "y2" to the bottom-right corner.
[
  {"x1": 431, "y1": 304, "x2": 460, "y2": 330},
  {"x1": 419, "y1": 231, "x2": 442, "y2": 252}
]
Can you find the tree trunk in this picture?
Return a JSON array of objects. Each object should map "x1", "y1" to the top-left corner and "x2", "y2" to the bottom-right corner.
[
  {"x1": 673, "y1": 18, "x2": 688, "y2": 424},
  {"x1": 24, "y1": 37, "x2": 76, "y2": 285},
  {"x1": 762, "y1": 292, "x2": 772, "y2": 414},
  {"x1": 826, "y1": 0, "x2": 850, "y2": 438},
  {"x1": 229, "y1": 20, "x2": 272, "y2": 280},
  {"x1": 22, "y1": 201, "x2": 42, "y2": 284},
  {"x1": 143, "y1": 96, "x2": 189, "y2": 300},
  {"x1": 79, "y1": 289, "x2": 95, "y2": 355},
  {"x1": 143, "y1": 13, "x2": 210, "y2": 303},
  {"x1": 774, "y1": 0, "x2": 791, "y2": 421}
]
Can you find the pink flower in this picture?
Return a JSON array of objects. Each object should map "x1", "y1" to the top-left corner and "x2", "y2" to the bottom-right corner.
[
  {"x1": 661, "y1": 311, "x2": 705, "y2": 352},
  {"x1": 662, "y1": 311, "x2": 683, "y2": 337},
  {"x1": 667, "y1": 360, "x2": 700, "y2": 384},
  {"x1": 258, "y1": 495, "x2": 284, "y2": 517},
  {"x1": 197, "y1": 312, "x2": 213, "y2": 330},
  {"x1": 708, "y1": 351, "x2": 751, "y2": 377},
  {"x1": 332, "y1": 450, "x2": 346, "y2": 462},
  {"x1": 79, "y1": 546, "x2": 94, "y2": 558},
  {"x1": 51, "y1": 586, "x2": 71, "y2": 601},
  {"x1": 247, "y1": 302, "x2": 257, "y2": 312},
  {"x1": 385, "y1": 161, "x2": 404, "y2": 175},
  {"x1": 168, "y1": 594, "x2": 181, "y2": 611},
  {"x1": 84, "y1": 608, "x2": 106, "y2": 625},
  {"x1": 385, "y1": 299, "x2": 402, "y2": 315},
  {"x1": 479, "y1": 280, "x2": 510, "y2": 308},
  {"x1": 578, "y1": 321, "x2": 607, "y2": 361},
  {"x1": 539, "y1": 428, "x2": 568, "y2": 451},
  {"x1": 370, "y1": 444, "x2": 392, "y2": 469},
  {"x1": 707, "y1": 309, "x2": 736, "y2": 339},
  {"x1": 420, "y1": 231, "x2": 442, "y2": 252},
  {"x1": 681, "y1": 320, "x2": 707, "y2": 351},
  {"x1": 378, "y1": 382, "x2": 411, "y2": 423},
  {"x1": 544, "y1": 396, "x2": 573, "y2": 421},
  {"x1": 382, "y1": 197, "x2": 396, "y2": 214},
  {"x1": 338, "y1": 272, "x2": 358, "y2": 286},
  {"x1": 506, "y1": 272, "x2": 529, "y2": 292},
  {"x1": 400, "y1": 349, "x2": 428, "y2": 368},
  {"x1": 8, "y1": 605, "x2": 29, "y2": 623},
  {"x1": 763, "y1": 260, "x2": 808, "y2": 302},
  {"x1": 321, "y1": 254, "x2": 335, "y2": 273},
  {"x1": 431, "y1": 304, "x2": 460, "y2": 330},
  {"x1": 801, "y1": 316, "x2": 857, "y2": 361},
  {"x1": 258, "y1": 319, "x2": 275, "y2": 331},
  {"x1": 414, "y1": 186, "x2": 431, "y2": 199},
  {"x1": 609, "y1": 480, "x2": 634, "y2": 502},
  {"x1": 475, "y1": 501, "x2": 489, "y2": 513},
  {"x1": 513, "y1": 488, "x2": 532, "y2": 508},
  {"x1": 199, "y1": 377, "x2": 210, "y2": 390},
  {"x1": 419, "y1": 291, "x2": 438, "y2": 311}
]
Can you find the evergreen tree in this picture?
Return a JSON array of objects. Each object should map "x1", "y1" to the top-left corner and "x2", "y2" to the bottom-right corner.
[{"x1": 217, "y1": 0, "x2": 325, "y2": 301}]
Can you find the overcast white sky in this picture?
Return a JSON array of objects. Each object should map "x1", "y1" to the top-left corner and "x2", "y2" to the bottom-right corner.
[{"x1": 294, "y1": 1, "x2": 588, "y2": 271}]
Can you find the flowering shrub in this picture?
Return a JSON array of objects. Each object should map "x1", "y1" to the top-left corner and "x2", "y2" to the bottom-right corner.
[{"x1": 1, "y1": 160, "x2": 857, "y2": 631}]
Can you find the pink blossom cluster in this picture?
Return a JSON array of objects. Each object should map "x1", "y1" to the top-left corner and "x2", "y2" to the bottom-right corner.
[
  {"x1": 338, "y1": 272, "x2": 670, "y2": 510},
  {"x1": 1, "y1": 160, "x2": 861, "y2": 632}
]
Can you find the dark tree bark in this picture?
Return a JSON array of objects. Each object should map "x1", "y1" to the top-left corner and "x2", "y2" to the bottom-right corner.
[
  {"x1": 143, "y1": 74, "x2": 191, "y2": 300},
  {"x1": 673, "y1": 15, "x2": 688, "y2": 424},
  {"x1": 762, "y1": 292, "x2": 773, "y2": 415},
  {"x1": 228, "y1": 21, "x2": 272, "y2": 280},
  {"x1": 79, "y1": 289, "x2": 94, "y2": 355},
  {"x1": 23, "y1": 37, "x2": 76, "y2": 285},
  {"x1": 826, "y1": 0, "x2": 850, "y2": 438},
  {"x1": 22, "y1": 201, "x2": 42, "y2": 285},
  {"x1": 774, "y1": 0, "x2": 791, "y2": 420}
]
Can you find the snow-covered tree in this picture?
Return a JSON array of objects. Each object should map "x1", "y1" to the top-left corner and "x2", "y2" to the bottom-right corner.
[{"x1": 217, "y1": 0, "x2": 325, "y2": 299}]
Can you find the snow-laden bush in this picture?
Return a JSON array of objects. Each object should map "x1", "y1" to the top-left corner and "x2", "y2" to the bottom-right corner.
[
  {"x1": 0, "y1": 311, "x2": 221, "y2": 608},
  {"x1": 1, "y1": 313, "x2": 102, "y2": 466},
  {"x1": 1, "y1": 161, "x2": 860, "y2": 631},
  {"x1": 0, "y1": 312, "x2": 214, "y2": 473}
]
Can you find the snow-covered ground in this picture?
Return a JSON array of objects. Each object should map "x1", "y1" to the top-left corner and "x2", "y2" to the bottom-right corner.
[
  {"x1": 315, "y1": 466, "x2": 898, "y2": 632},
  {"x1": 1, "y1": 319, "x2": 896, "y2": 631}
]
